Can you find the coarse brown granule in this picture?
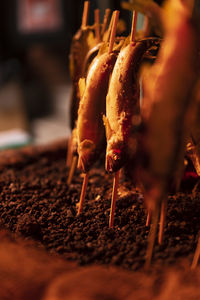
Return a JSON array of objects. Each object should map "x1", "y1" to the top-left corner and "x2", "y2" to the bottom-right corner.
[{"x1": 0, "y1": 139, "x2": 199, "y2": 271}]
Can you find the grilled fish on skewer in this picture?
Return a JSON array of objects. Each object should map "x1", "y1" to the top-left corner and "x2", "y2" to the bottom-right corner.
[
  {"x1": 138, "y1": 0, "x2": 198, "y2": 263},
  {"x1": 141, "y1": 0, "x2": 198, "y2": 212},
  {"x1": 104, "y1": 38, "x2": 160, "y2": 174},
  {"x1": 77, "y1": 50, "x2": 118, "y2": 173},
  {"x1": 77, "y1": 11, "x2": 120, "y2": 215}
]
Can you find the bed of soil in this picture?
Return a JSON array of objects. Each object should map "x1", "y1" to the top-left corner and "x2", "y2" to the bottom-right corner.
[{"x1": 0, "y1": 140, "x2": 200, "y2": 272}]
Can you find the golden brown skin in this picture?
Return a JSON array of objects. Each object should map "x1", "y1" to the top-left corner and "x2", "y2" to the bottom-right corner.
[
  {"x1": 77, "y1": 51, "x2": 118, "y2": 173},
  {"x1": 105, "y1": 39, "x2": 159, "y2": 173}
]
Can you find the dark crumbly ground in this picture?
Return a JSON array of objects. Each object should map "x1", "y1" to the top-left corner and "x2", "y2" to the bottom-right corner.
[{"x1": 0, "y1": 140, "x2": 200, "y2": 271}]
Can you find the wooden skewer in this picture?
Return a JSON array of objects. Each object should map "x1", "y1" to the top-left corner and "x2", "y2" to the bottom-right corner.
[
  {"x1": 77, "y1": 173, "x2": 89, "y2": 215},
  {"x1": 145, "y1": 204, "x2": 159, "y2": 268},
  {"x1": 108, "y1": 10, "x2": 119, "y2": 54},
  {"x1": 94, "y1": 9, "x2": 101, "y2": 42},
  {"x1": 105, "y1": 12, "x2": 114, "y2": 43},
  {"x1": 158, "y1": 197, "x2": 167, "y2": 245},
  {"x1": 146, "y1": 210, "x2": 151, "y2": 227},
  {"x1": 67, "y1": 156, "x2": 78, "y2": 186},
  {"x1": 81, "y1": 1, "x2": 90, "y2": 29},
  {"x1": 191, "y1": 236, "x2": 200, "y2": 269},
  {"x1": 101, "y1": 8, "x2": 111, "y2": 36},
  {"x1": 109, "y1": 170, "x2": 120, "y2": 228},
  {"x1": 66, "y1": 136, "x2": 72, "y2": 168},
  {"x1": 130, "y1": 11, "x2": 138, "y2": 44}
]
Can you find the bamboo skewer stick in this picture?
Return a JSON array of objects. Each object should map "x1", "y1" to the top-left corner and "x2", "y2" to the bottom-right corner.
[
  {"x1": 146, "y1": 211, "x2": 151, "y2": 227},
  {"x1": 107, "y1": 10, "x2": 120, "y2": 228},
  {"x1": 109, "y1": 170, "x2": 120, "y2": 228},
  {"x1": 94, "y1": 9, "x2": 101, "y2": 42},
  {"x1": 77, "y1": 173, "x2": 89, "y2": 215},
  {"x1": 101, "y1": 8, "x2": 111, "y2": 36},
  {"x1": 66, "y1": 127, "x2": 78, "y2": 184},
  {"x1": 191, "y1": 236, "x2": 200, "y2": 269},
  {"x1": 145, "y1": 204, "x2": 159, "y2": 268},
  {"x1": 67, "y1": 156, "x2": 78, "y2": 186},
  {"x1": 105, "y1": 12, "x2": 114, "y2": 43},
  {"x1": 81, "y1": 1, "x2": 90, "y2": 29},
  {"x1": 66, "y1": 137, "x2": 72, "y2": 168},
  {"x1": 158, "y1": 197, "x2": 167, "y2": 245},
  {"x1": 108, "y1": 10, "x2": 119, "y2": 54},
  {"x1": 130, "y1": 11, "x2": 138, "y2": 44}
]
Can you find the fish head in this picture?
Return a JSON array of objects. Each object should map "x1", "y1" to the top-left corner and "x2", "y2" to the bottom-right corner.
[{"x1": 105, "y1": 148, "x2": 124, "y2": 173}]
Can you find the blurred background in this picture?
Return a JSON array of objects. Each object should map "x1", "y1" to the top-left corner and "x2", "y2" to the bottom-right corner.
[{"x1": 0, "y1": 0, "x2": 162, "y2": 150}]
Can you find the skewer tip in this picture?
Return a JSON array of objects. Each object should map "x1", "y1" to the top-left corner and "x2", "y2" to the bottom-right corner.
[
  {"x1": 130, "y1": 11, "x2": 138, "y2": 44},
  {"x1": 109, "y1": 170, "x2": 120, "y2": 228},
  {"x1": 145, "y1": 205, "x2": 159, "y2": 268},
  {"x1": 108, "y1": 10, "x2": 120, "y2": 54},
  {"x1": 81, "y1": 1, "x2": 90, "y2": 29},
  {"x1": 77, "y1": 172, "x2": 89, "y2": 215},
  {"x1": 191, "y1": 236, "x2": 200, "y2": 270}
]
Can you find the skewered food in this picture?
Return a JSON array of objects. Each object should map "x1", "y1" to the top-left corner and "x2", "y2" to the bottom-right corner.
[
  {"x1": 76, "y1": 11, "x2": 120, "y2": 216},
  {"x1": 136, "y1": 0, "x2": 198, "y2": 263},
  {"x1": 104, "y1": 38, "x2": 160, "y2": 174},
  {"x1": 140, "y1": 0, "x2": 198, "y2": 211},
  {"x1": 67, "y1": 0, "x2": 200, "y2": 267},
  {"x1": 77, "y1": 49, "x2": 118, "y2": 173}
]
